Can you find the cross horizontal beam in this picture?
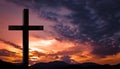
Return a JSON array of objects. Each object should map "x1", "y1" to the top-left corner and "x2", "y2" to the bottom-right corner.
[
  {"x1": 9, "y1": 26, "x2": 22, "y2": 30},
  {"x1": 9, "y1": 26, "x2": 44, "y2": 30}
]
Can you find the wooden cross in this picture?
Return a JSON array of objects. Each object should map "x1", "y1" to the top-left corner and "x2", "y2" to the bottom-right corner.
[{"x1": 8, "y1": 9, "x2": 44, "y2": 69}]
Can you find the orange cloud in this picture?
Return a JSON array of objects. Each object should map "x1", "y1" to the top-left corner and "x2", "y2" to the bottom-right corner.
[
  {"x1": 0, "y1": 35, "x2": 120, "y2": 65},
  {"x1": 0, "y1": 41, "x2": 22, "y2": 63}
]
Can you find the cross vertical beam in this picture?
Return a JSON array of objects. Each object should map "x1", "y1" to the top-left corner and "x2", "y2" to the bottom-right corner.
[
  {"x1": 8, "y1": 9, "x2": 44, "y2": 69},
  {"x1": 23, "y1": 9, "x2": 29, "y2": 69}
]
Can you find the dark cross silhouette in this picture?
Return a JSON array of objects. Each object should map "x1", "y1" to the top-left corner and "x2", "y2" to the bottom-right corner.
[{"x1": 8, "y1": 9, "x2": 44, "y2": 69}]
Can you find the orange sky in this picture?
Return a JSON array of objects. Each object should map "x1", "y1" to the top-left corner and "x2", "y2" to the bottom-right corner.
[{"x1": 0, "y1": 36, "x2": 120, "y2": 65}]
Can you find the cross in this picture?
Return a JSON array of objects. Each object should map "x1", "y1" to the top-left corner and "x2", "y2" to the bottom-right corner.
[{"x1": 8, "y1": 9, "x2": 44, "y2": 69}]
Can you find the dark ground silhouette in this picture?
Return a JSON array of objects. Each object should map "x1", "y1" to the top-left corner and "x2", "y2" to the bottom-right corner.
[
  {"x1": 0, "y1": 60, "x2": 120, "y2": 69},
  {"x1": 0, "y1": 60, "x2": 23, "y2": 69},
  {"x1": 30, "y1": 61, "x2": 120, "y2": 69}
]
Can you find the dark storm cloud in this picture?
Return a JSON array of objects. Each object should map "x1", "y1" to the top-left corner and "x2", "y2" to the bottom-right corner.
[
  {"x1": 92, "y1": 46, "x2": 120, "y2": 57},
  {"x1": 8, "y1": 0, "x2": 120, "y2": 56},
  {"x1": 0, "y1": 38, "x2": 22, "y2": 50}
]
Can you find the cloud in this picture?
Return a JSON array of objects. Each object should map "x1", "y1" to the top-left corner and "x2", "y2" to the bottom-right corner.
[
  {"x1": 0, "y1": 49, "x2": 22, "y2": 63},
  {"x1": 60, "y1": 55, "x2": 71, "y2": 63},
  {"x1": 92, "y1": 46, "x2": 120, "y2": 57},
  {"x1": 8, "y1": 0, "x2": 120, "y2": 57},
  {"x1": 0, "y1": 38, "x2": 22, "y2": 50},
  {"x1": 0, "y1": 49, "x2": 16, "y2": 56},
  {"x1": 30, "y1": 50, "x2": 45, "y2": 57}
]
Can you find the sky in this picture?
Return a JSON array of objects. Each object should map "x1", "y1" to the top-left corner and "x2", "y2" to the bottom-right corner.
[{"x1": 0, "y1": 0, "x2": 120, "y2": 65}]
